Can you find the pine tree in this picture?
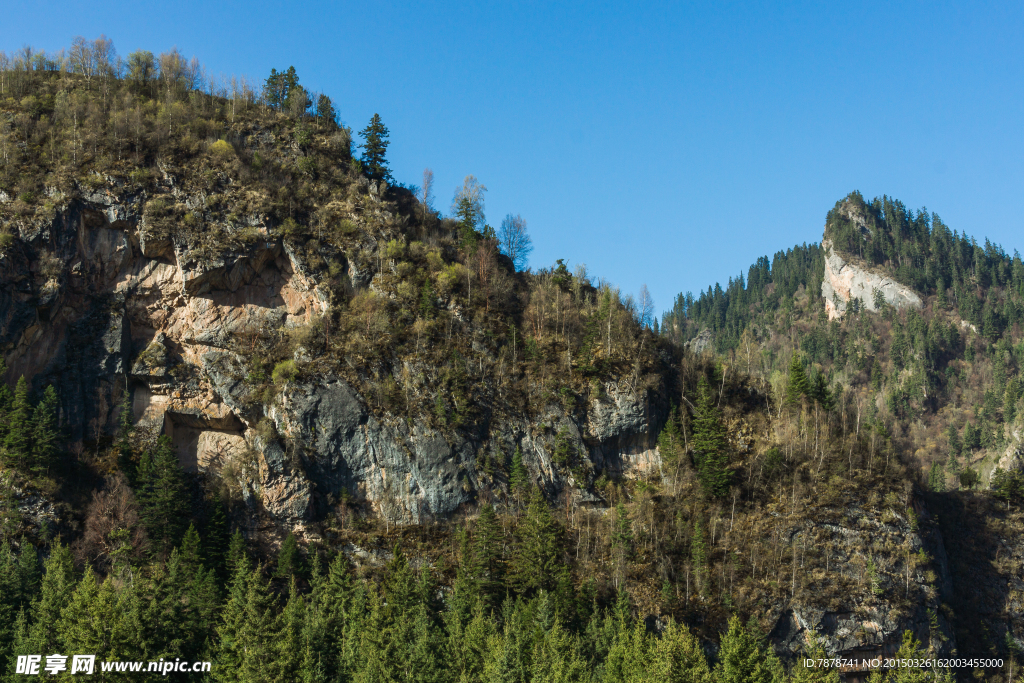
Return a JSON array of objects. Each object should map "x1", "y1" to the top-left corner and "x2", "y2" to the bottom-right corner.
[
  {"x1": 611, "y1": 503, "x2": 633, "y2": 588},
  {"x1": 157, "y1": 524, "x2": 221, "y2": 660},
  {"x1": 317, "y1": 551, "x2": 364, "y2": 680},
  {"x1": 792, "y1": 629, "x2": 840, "y2": 683},
  {"x1": 15, "y1": 540, "x2": 39, "y2": 610},
  {"x1": 273, "y1": 578, "x2": 306, "y2": 682},
  {"x1": 657, "y1": 407, "x2": 685, "y2": 472},
  {"x1": 4, "y1": 376, "x2": 32, "y2": 467},
  {"x1": 115, "y1": 389, "x2": 135, "y2": 475},
  {"x1": 359, "y1": 113, "x2": 392, "y2": 182},
  {"x1": 690, "y1": 376, "x2": 730, "y2": 497},
  {"x1": 30, "y1": 385, "x2": 59, "y2": 476},
  {"x1": 530, "y1": 618, "x2": 590, "y2": 683},
  {"x1": 452, "y1": 598, "x2": 493, "y2": 681},
  {"x1": 226, "y1": 529, "x2": 249, "y2": 579},
  {"x1": 136, "y1": 435, "x2": 189, "y2": 557},
  {"x1": 204, "y1": 493, "x2": 231, "y2": 579},
  {"x1": 0, "y1": 541, "x2": 18, "y2": 670},
  {"x1": 59, "y1": 570, "x2": 145, "y2": 666},
  {"x1": 215, "y1": 551, "x2": 252, "y2": 681},
  {"x1": 691, "y1": 521, "x2": 707, "y2": 597},
  {"x1": 276, "y1": 532, "x2": 302, "y2": 579},
  {"x1": 884, "y1": 631, "x2": 935, "y2": 683},
  {"x1": 786, "y1": 355, "x2": 811, "y2": 406},
  {"x1": 509, "y1": 489, "x2": 568, "y2": 597},
  {"x1": 716, "y1": 616, "x2": 783, "y2": 683},
  {"x1": 809, "y1": 372, "x2": 834, "y2": 411},
  {"x1": 469, "y1": 504, "x2": 505, "y2": 607},
  {"x1": 604, "y1": 621, "x2": 652, "y2": 683},
  {"x1": 22, "y1": 541, "x2": 76, "y2": 656},
  {"x1": 315, "y1": 93, "x2": 337, "y2": 129},
  {"x1": 216, "y1": 563, "x2": 279, "y2": 683},
  {"x1": 652, "y1": 620, "x2": 713, "y2": 683},
  {"x1": 510, "y1": 447, "x2": 529, "y2": 496}
]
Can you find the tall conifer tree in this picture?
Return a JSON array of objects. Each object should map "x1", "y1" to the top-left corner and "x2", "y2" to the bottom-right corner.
[{"x1": 691, "y1": 375, "x2": 730, "y2": 497}]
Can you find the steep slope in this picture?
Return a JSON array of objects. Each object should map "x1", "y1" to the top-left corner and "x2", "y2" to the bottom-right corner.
[
  {"x1": 0, "y1": 67, "x2": 672, "y2": 537},
  {"x1": 2, "y1": 52, "x2": 1021, "y2": 680}
]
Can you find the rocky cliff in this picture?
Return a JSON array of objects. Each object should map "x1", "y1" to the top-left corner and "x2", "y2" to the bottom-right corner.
[
  {"x1": 821, "y1": 237, "x2": 923, "y2": 320},
  {"x1": 0, "y1": 178, "x2": 666, "y2": 536}
]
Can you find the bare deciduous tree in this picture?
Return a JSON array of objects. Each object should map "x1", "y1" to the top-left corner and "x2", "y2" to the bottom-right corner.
[
  {"x1": 498, "y1": 213, "x2": 533, "y2": 271},
  {"x1": 451, "y1": 175, "x2": 487, "y2": 229},
  {"x1": 638, "y1": 284, "x2": 654, "y2": 329},
  {"x1": 73, "y1": 473, "x2": 149, "y2": 575},
  {"x1": 420, "y1": 168, "x2": 434, "y2": 214}
]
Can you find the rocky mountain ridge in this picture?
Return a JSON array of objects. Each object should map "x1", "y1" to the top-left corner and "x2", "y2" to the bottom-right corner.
[{"x1": 1, "y1": 179, "x2": 666, "y2": 536}]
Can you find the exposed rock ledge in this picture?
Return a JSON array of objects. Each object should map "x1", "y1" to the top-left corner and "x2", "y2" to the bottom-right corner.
[{"x1": 821, "y1": 238, "x2": 922, "y2": 320}]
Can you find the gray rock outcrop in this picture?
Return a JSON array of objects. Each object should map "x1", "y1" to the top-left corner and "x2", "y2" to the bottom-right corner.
[
  {"x1": 0, "y1": 182, "x2": 666, "y2": 530},
  {"x1": 821, "y1": 238, "x2": 922, "y2": 320}
]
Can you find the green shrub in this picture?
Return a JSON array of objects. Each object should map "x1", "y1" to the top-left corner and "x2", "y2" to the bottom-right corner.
[
  {"x1": 210, "y1": 139, "x2": 235, "y2": 157},
  {"x1": 272, "y1": 360, "x2": 299, "y2": 384}
]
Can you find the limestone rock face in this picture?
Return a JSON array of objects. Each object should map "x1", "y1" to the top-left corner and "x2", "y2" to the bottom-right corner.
[
  {"x1": 821, "y1": 238, "x2": 923, "y2": 320},
  {"x1": 586, "y1": 384, "x2": 660, "y2": 479},
  {"x1": 769, "y1": 503, "x2": 956, "y2": 668},
  {"x1": 265, "y1": 379, "x2": 476, "y2": 524},
  {"x1": 1, "y1": 184, "x2": 667, "y2": 532}
]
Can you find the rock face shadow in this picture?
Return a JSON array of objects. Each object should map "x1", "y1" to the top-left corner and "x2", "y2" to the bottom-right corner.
[{"x1": 165, "y1": 411, "x2": 246, "y2": 472}]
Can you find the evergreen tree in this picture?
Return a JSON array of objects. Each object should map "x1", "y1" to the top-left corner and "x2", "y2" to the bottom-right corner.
[
  {"x1": 691, "y1": 521, "x2": 707, "y2": 597},
  {"x1": 30, "y1": 385, "x2": 59, "y2": 476},
  {"x1": 0, "y1": 542, "x2": 18, "y2": 671},
  {"x1": 215, "y1": 550, "x2": 252, "y2": 681},
  {"x1": 315, "y1": 93, "x2": 337, "y2": 129},
  {"x1": 276, "y1": 532, "x2": 302, "y2": 579},
  {"x1": 59, "y1": 569, "x2": 146, "y2": 666},
  {"x1": 15, "y1": 540, "x2": 40, "y2": 610},
  {"x1": 273, "y1": 579, "x2": 306, "y2": 682},
  {"x1": 136, "y1": 435, "x2": 189, "y2": 557},
  {"x1": 604, "y1": 621, "x2": 651, "y2": 683},
  {"x1": 21, "y1": 541, "x2": 76, "y2": 657},
  {"x1": 204, "y1": 492, "x2": 231, "y2": 579},
  {"x1": 809, "y1": 372, "x2": 834, "y2": 411},
  {"x1": 652, "y1": 620, "x2": 713, "y2": 683},
  {"x1": 226, "y1": 529, "x2": 249, "y2": 579},
  {"x1": 487, "y1": 598, "x2": 535, "y2": 683},
  {"x1": 691, "y1": 376, "x2": 730, "y2": 497},
  {"x1": 716, "y1": 616, "x2": 784, "y2": 683},
  {"x1": 216, "y1": 563, "x2": 279, "y2": 683},
  {"x1": 611, "y1": 503, "x2": 633, "y2": 588},
  {"x1": 786, "y1": 355, "x2": 811, "y2": 406},
  {"x1": 359, "y1": 113, "x2": 392, "y2": 182},
  {"x1": 657, "y1": 407, "x2": 685, "y2": 473},
  {"x1": 115, "y1": 389, "x2": 135, "y2": 475},
  {"x1": 509, "y1": 489, "x2": 568, "y2": 597},
  {"x1": 315, "y1": 551, "x2": 364, "y2": 681},
  {"x1": 792, "y1": 629, "x2": 840, "y2": 683},
  {"x1": 529, "y1": 617, "x2": 590, "y2": 683},
  {"x1": 469, "y1": 504, "x2": 505, "y2": 607},
  {"x1": 510, "y1": 446, "x2": 529, "y2": 496},
  {"x1": 928, "y1": 462, "x2": 947, "y2": 493},
  {"x1": 446, "y1": 596, "x2": 491, "y2": 683},
  {"x1": 4, "y1": 376, "x2": 32, "y2": 467},
  {"x1": 155, "y1": 524, "x2": 221, "y2": 661},
  {"x1": 881, "y1": 631, "x2": 939, "y2": 683}
]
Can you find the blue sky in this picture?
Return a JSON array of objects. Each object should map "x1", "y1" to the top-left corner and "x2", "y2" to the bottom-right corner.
[{"x1": 4, "y1": 0, "x2": 1023, "y2": 316}]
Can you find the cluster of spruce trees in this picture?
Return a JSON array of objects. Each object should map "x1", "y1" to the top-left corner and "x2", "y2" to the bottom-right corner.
[
  {"x1": 661, "y1": 244, "x2": 825, "y2": 353},
  {"x1": 1, "y1": 490, "x2": 953, "y2": 683},
  {"x1": 0, "y1": 368, "x2": 60, "y2": 479},
  {"x1": 824, "y1": 192, "x2": 1024, "y2": 342}
]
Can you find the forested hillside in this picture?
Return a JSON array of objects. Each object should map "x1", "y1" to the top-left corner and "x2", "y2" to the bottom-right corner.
[{"x1": 0, "y1": 38, "x2": 1022, "y2": 683}]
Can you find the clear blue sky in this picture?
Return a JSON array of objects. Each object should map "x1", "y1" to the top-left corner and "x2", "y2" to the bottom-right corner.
[{"x1": 4, "y1": 0, "x2": 1023, "y2": 317}]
